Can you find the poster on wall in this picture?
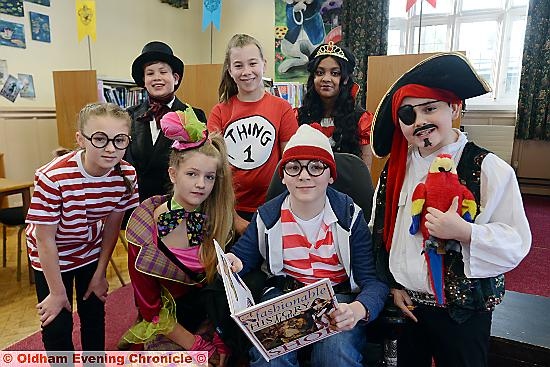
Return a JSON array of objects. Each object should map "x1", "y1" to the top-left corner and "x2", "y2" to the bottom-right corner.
[
  {"x1": 25, "y1": 0, "x2": 50, "y2": 6},
  {"x1": 18, "y1": 73, "x2": 35, "y2": 98},
  {"x1": 29, "y1": 11, "x2": 51, "y2": 42},
  {"x1": 0, "y1": 74, "x2": 22, "y2": 102},
  {"x1": 0, "y1": 20, "x2": 26, "y2": 48},
  {"x1": 0, "y1": 59, "x2": 8, "y2": 85},
  {"x1": 0, "y1": 0, "x2": 23, "y2": 16},
  {"x1": 274, "y1": 0, "x2": 343, "y2": 82}
]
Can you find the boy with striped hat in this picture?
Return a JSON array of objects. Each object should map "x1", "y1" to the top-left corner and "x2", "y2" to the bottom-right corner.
[{"x1": 227, "y1": 124, "x2": 388, "y2": 367}]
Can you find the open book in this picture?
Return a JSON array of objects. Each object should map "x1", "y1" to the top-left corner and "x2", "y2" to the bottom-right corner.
[{"x1": 214, "y1": 240, "x2": 339, "y2": 361}]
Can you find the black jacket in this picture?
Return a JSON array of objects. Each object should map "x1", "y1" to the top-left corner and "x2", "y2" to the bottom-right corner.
[{"x1": 125, "y1": 97, "x2": 207, "y2": 201}]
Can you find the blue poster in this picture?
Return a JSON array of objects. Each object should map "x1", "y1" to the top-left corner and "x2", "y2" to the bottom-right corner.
[
  {"x1": 29, "y1": 11, "x2": 50, "y2": 42},
  {"x1": 0, "y1": 0, "x2": 23, "y2": 16},
  {"x1": 0, "y1": 20, "x2": 26, "y2": 48},
  {"x1": 25, "y1": 0, "x2": 50, "y2": 6}
]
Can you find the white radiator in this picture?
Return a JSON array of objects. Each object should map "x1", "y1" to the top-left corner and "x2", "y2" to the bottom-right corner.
[{"x1": 462, "y1": 125, "x2": 515, "y2": 164}]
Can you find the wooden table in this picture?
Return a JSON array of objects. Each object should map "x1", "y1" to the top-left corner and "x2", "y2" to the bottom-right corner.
[{"x1": 0, "y1": 178, "x2": 33, "y2": 213}]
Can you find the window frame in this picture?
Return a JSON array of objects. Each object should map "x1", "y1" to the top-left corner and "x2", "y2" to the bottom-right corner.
[{"x1": 387, "y1": 0, "x2": 528, "y2": 111}]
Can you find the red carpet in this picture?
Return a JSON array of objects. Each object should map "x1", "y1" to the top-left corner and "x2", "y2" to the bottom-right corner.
[
  {"x1": 4, "y1": 284, "x2": 137, "y2": 351},
  {"x1": 505, "y1": 194, "x2": 550, "y2": 297}
]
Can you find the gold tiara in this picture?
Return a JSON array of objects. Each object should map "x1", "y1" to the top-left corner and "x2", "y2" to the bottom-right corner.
[{"x1": 313, "y1": 41, "x2": 348, "y2": 61}]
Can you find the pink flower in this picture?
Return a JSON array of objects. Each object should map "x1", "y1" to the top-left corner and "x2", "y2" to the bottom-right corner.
[{"x1": 160, "y1": 111, "x2": 190, "y2": 142}]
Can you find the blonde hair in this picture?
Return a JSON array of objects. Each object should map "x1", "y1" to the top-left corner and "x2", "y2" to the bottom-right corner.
[
  {"x1": 78, "y1": 102, "x2": 131, "y2": 131},
  {"x1": 218, "y1": 33, "x2": 265, "y2": 103},
  {"x1": 168, "y1": 132, "x2": 235, "y2": 283},
  {"x1": 78, "y1": 102, "x2": 133, "y2": 194}
]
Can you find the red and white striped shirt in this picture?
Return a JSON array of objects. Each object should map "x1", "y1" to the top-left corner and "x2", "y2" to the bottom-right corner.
[
  {"x1": 280, "y1": 197, "x2": 348, "y2": 285},
  {"x1": 25, "y1": 150, "x2": 139, "y2": 271}
]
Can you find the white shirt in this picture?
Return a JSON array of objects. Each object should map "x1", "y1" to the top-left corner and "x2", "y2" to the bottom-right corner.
[
  {"x1": 149, "y1": 97, "x2": 175, "y2": 145},
  {"x1": 370, "y1": 130, "x2": 531, "y2": 294}
]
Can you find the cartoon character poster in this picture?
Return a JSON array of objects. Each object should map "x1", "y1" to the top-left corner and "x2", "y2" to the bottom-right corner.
[
  {"x1": 0, "y1": 74, "x2": 22, "y2": 102},
  {"x1": 274, "y1": 0, "x2": 343, "y2": 82},
  {"x1": 0, "y1": 20, "x2": 26, "y2": 48},
  {"x1": 0, "y1": 0, "x2": 23, "y2": 17},
  {"x1": 18, "y1": 73, "x2": 35, "y2": 98},
  {"x1": 29, "y1": 11, "x2": 51, "y2": 42}
]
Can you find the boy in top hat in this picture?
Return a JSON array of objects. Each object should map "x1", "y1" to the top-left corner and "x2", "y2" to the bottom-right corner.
[
  {"x1": 125, "y1": 41, "x2": 207, "y2": 202},
  {"x1": 226, "y1": 124, "x2": 388, "y2": 367},
  {"x1": 370, "y1": 52, "x2": 531, "y2": 367}
]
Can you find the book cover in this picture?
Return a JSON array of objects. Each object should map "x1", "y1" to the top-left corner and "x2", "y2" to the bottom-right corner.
[{"x1": 214, "y1": 241, "x2": 339, "y2": 362}]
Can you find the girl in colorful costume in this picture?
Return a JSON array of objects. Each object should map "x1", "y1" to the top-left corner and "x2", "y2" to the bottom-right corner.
[{"x1": 121, "y1": 109, "x2": 234, "y2": 367}]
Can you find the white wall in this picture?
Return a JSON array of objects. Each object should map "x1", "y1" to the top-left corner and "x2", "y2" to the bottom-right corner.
[
  {"x1": 0, "y1": 0, "x2": 275, "y2": 108},
  {"x1": 0, "y1": 0, "x2": 276, "y2": 181}
]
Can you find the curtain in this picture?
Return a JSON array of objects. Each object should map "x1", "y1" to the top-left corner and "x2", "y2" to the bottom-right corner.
[
  {"x1": 341, "y1": 0, "x2": 389, "y2": 110},
  {"x1": 515, "y1": 1, "x2": 550, "y2": 140}
]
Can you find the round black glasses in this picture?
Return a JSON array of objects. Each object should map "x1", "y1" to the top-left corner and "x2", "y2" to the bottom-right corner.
[
  {"x1": 81, "y1": 131, "x2": 131, "y2": 150},
  {"x1": 283, "y1": 160, "x2": 328, "y2": 177},
  {"x1": 397, "y1": 100, "x2": 443, "y2": 126}
]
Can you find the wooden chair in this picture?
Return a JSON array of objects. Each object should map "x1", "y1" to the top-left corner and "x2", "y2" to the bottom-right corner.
[
  {"x1": 109, "y1": 230, "x2": 129, "y2": 286},
  {"x1": 0, "y1": 205, "x2": 33, "y2": 283}
]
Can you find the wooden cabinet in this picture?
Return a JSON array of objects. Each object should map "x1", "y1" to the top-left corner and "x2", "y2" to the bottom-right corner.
[
  {"x1": 53, "y1": 70, "x2": 99, "y2": 149},
  {"x1": 53, "y1": 70, "x2": 146, "y2": 149},
  {"x1": 176, "y1": 64, "x2": 223, "y2": 118}
]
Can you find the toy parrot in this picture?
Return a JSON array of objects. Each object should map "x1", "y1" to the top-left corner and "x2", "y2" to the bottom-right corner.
[{"x1": 409, "y1": 153, "x2": 477, "y2": 305}]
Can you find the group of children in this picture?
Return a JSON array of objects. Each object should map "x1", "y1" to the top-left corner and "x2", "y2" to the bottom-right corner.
[{"x1": 24, "y1": 33, "x2": 531, "y2": 367}]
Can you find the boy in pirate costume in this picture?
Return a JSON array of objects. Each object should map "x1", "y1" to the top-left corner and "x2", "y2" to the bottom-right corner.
[{"x1": 369, "y1": 53, "x2": 531, "y2": 367}]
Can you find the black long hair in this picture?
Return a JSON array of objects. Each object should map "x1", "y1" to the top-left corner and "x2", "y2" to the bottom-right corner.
[{"x1": 297, "y1": 55, "x2": 364, "y2": 158}]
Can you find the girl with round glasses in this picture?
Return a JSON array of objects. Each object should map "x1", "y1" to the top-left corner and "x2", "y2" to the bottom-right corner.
[
  {"x1": 25, "y1": 102, "x2": 139, "y2": 352},
  {"x1": 80, "y1": 131, "x2": 131, "y2": 150}
]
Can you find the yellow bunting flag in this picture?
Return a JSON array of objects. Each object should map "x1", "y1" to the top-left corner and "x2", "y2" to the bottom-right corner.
[{"x1": 76, "y1": 0, "x2": 96, "y2": 42}]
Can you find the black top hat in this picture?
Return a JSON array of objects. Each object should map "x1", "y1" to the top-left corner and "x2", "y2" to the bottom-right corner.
[
  {"x1": 371, "y1": 52, "x2": 491, "y2": 158},
  {"x1": 307, "y1": 42, "x2": 356, "y2": 72},
  {"x1": 131, "y1": 41, "x2": 184, "y2": 90}
]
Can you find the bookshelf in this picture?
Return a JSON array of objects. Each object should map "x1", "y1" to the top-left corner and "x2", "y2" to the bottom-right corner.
[
  {"x1": 99, "y1": 78, "x2": 147, "y2": 108},
  {"x1": 52, "y1": 70, "x2": 145, "y2": 149}
]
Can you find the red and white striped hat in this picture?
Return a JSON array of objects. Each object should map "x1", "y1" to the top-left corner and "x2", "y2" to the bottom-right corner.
[{"x1": 279, "y1": 124, "x2": 337, "y2": 179}]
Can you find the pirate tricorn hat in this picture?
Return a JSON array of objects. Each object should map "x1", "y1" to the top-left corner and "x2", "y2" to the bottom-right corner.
[{"x1": 371, "y1": 52, "x2": 491, "y2": 158}]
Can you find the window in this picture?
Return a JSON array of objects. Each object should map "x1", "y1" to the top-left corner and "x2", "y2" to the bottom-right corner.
[{"x1": 388, "y1": 0, "x2": 529, "y2": 109}]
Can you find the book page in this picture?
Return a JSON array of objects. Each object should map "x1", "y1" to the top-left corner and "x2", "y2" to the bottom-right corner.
[
  {"x1": 214, "y1": 240, "x2": 255, "y2": 314},
  {"x1": 233, "y1": 278, "x2": 339, "y2": 361}
]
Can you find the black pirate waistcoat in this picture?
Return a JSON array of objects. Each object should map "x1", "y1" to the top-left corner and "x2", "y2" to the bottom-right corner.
[{"x1": 373, "y1": 142, "x2": 505, "y2": 323}]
